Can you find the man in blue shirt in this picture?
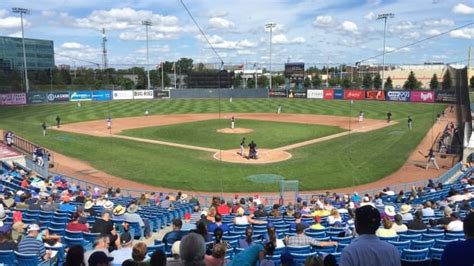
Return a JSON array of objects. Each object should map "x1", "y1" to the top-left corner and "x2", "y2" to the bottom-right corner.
[
  {"x1": 441, "y1": 211, "x2": 474, "y2": 266},
  {"x1": 17, "y1": 224, "x2": 51, "y2": 262},
  {"x1": 162, "y1": 219, "x2": 187, "y2": 250},
  {"x1": 228, "y1": 241, "x2": 275, "y2": 266},
  {"x1": 207, "y1": 214, "x2": 229, "y2": 233},
  {"x1": 340, "y1": 205, "x2": 400, "y2": 266}
]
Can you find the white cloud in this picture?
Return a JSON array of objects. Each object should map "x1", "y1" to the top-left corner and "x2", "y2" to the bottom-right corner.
[
  {"x1": 378, "y1": 46, "x2": 411, "y2": 53},
  {"x1": 237, "y1": 50, "x2": 256, "y2": 55},
  {"x1": 197, "y1": 34, "x2": 257, "y2": 49},
  {"x1": 209, "y1": 17, "x2": 235, "y2": 29},
  {"x1": 426, "y1": 29, "x2": 441, "y2": 36},
  {"x1": 341, "y1": 21, "x2": 358, "y2": 33},
  {"x1": 238, "y1": 39, "x2": 257, "y2": 48},
  {"x1": 8, "y1": 31, "x2": 22, "y2": 38},
  {"x1": 61, "y1": 42, "x2": 85, "y2": 49},
  {"x1": 364, "y1": 12, "x2": 376, "y2": 20},
  {"x1": 401, "y1": 31, "x2": 421, "y2": 40},
  {"x1": 452, "y1": 3, "x2": 474, "y2": 14},
  {"x1": 313, "y1": 15, "x2": 337, "y2": 28},
  {"x1": 135, "y1": 45, "x2": 170, "y2": 53},
  {"x1": 272, "y1": 34, "x2": 305, "y2": 44},
  {"x1": 0, "y1": 17, "x2": 31, "y2": 29},
  {"x1": 42, "y1": 10, "x2": 56, "y2": 17},
  {"x1": 390, "y1": 21, "x2": 419, "y2": 33},
  {"x1": 206, "y1": 10, "x2": 229, "y2": 18},
  {"x1": 423, "y1": 19, "x2": 454, "y2": 27},
  {"x1": 0, "y1": 9, "x2": 7, "y2": 18},
  {"x1": 450, "y1": 28, "x2": 474, "y2": 39}
]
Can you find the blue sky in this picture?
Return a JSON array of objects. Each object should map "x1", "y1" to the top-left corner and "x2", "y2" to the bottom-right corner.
[{"x1": 0, "y1": 0, "x2": 472, "y2": 69}]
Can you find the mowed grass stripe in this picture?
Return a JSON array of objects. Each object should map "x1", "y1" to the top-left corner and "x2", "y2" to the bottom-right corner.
[{"x1": 0, "y1": 99, "x2": 446, "y2": 192}]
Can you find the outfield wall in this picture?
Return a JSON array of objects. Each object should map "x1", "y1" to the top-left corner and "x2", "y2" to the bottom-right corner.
[{"x1": 0, "y1": 88, "x2": 457, "y2": 106}]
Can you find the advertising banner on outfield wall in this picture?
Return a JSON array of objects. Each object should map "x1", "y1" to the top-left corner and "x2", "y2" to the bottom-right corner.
[
  {"x1": 333, "y1": 89, "x2": 344, "y2": 100},
  {"x1": 410, "y1": 91, "x2": 435, "y2": 103},
  {"x1": 70, "y1": 91, "x2": 92, "y2": 101},
  {"x1": 269, "y1": 90, "x2": 287, "y2": 97},
  {"x1": 47, "y1": 92, "x2": 70, "y2": 103},
  {"x1": 92, "y1": 90, "x2": 112, "y2": 101},
  {"x1": 113, "y1": 90, "x2": 133, "y2": 100},
  {"x1": 344, "y1": 90, "x2": 365, "y2": 100},
  {"x1": 385, "y1": 90, "x2": 410, "y2": 102},
  {"x1": 323, "y1": 89, "x2": 334, "y2": 99},
  {"x1": 0, "y1": 93, "x2": 26, "y2": 105},
  {"x1": 133, "y1": 90, "x2": 154, "y2": 99},
  {"x1": 307, "y1": 90, "x2": 324, "y2": 99},
  {"x1": 154, "y1": 90, "x2": 170, "y2": 99},
  {"x1": 366, "y1": 90, "x2": 385, "y2": 100},
  {"x1": 436, "y1": 91, "x2": 456, "y2": 103},
  {"x1": 288, "y1": 90, "x2": 307, "y2": 98},
  {"x1": 27, "y1": 92, "x2": 47, "y2": 104}
]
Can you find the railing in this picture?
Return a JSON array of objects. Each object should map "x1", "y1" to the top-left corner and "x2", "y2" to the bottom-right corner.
[{"x1": 0, "y1": 129, "x2": 53, "y2": 165}]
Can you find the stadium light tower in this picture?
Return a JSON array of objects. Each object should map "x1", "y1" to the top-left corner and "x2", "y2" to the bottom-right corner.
[
  {"x1": 265, "y1": 22, "x2": 276, "y2": 90},
  {"x1": 142, "y1": 20, "x2": 152, "y2": 90},
  {"x1": 12, "y1": 7, "x2": 30, "y2": 93},
  {"x1": 377, "y1": 13, "x2": 394, "y2": 91}
]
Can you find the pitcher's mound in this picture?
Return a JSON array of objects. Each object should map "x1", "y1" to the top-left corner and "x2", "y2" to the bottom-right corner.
[
  {"x1": 214, "y1": 149, "x2": 292, "y2": 164},
  {"x1": 217, "y1": 128, "x2": 253, "y2": 134}
]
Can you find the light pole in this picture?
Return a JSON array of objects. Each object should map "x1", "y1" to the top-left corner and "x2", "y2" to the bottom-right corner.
[
  {"x1": 265, "y1": 22, "x2": 276, "y2": 90},
  {"x1": 12, "y1": 7, "x2": 30, "y2": 93},
  {"x1": 377, "y1": 13, "x2": 394, "y2": 91},
  {"x1": 142, "y1": 20, "x2": 152, "y2": 90}
]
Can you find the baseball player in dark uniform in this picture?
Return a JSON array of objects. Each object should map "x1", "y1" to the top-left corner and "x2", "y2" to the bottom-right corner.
[{"x1": 387, "y1": 111, "x2": 392, "y2": 123}]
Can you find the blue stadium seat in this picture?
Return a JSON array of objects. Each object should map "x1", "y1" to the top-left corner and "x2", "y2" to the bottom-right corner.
[
  {"x1": 399, "y1": 233, "x2": 422, "y2": 241},
  {"x1": 444, "y1": 233, "x2": 464, "y2": 240},
  {"x1": 312, "y1": 245, "x2": 337, "y2": 254},
  {"x1": 434, "y1": 239, "x2": 454, "y2": 249},
  {"x1": 421, "y1": 233, "x2": 444, "y2": 241},
  {"x1": 0, "y1": 250, "x2": 15, "y2": 266},
  {"x1": 83, "y1": 232, "x2": 100, "y2": 243},
  {"x1": 401, "y1": 248, "x2": 429, "y2": 263},
  {"x1": 429, "y1": 247, "x2": 443, "y2": 264},
  {"x1": 330, "y1": 236, "x2": 352, "y2": 244},
  {"x1": 410, "y1": 239, "x2": 435, "y2": 250},
  {"x1": 287, "y1": 245, "x2": 311, "y2": 254},
  {"x1": 305, "y1": 231, "x2": 326, "y2": 238},
  {"x1": 147, "y1": 244, "x2": 165, "y2": 255},
  {"x1": 291, "y1": 252, "x2": 317, "y2": 266},
  {"x1": 128, "y1": 221, "x2": 144, "y2": 240},
  {"x1": 65, "y1": 230, "x2": 83, "y2": 239},
  {"x1": 265, "y1": 254, "x2": 281, "y2": 266},
  {"x1": 388, "y1": 240, "x2": 411, "y2": 254},
  {"x1": 15, "y1": 251, "x2": 51, "y2": 266},
  {"x1": 379, "y1": 236, "x2": 399, "y2": 242}
]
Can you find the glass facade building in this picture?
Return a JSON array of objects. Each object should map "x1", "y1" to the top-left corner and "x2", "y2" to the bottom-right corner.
[{"x1": 0, "y1": 36, "x2": 54, "y2": 70}]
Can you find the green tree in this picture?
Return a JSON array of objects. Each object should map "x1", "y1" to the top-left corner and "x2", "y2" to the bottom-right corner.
[
  {"x1": 442, "y1": 70, "x2": 452, "y2": 90},
  {"x1": 116, "y1": 77, "x2": 134, "y2": 90},
  {"x1": 362, "y1": 74, "x2": 373, "y2": 89},
  {"x1": 470, "y1": 75, "x2": 474, "y2": 90},
  {"x1": 247, "y1": 78, "x2": 255, "y2": 88},
  {"x1": 312, "y1": 74, "x2": 322, "y2": 88},
  {"x1": 328, "y1": 77, "x2": 341, "y2": 86},
  {"x1": 272, "y1": 75, "x2": 286, "y2": 87},
  {"x1": 342, "y1": 77, "x2": 352, "y2": 89},
  {"x1": 403, "y1": 71, "x2": 419, "y2": 90},
  {"x1": 257, "y1": 75, "x2": 268, "y2": 88},
  {"x1": 385, "y1": 76, "x2": 393, "y2": 89},
  {"x1": 177, "y1": 57, "x2": 194, "y2": 74},
  {"x1": 429, "y1": 74, "x2": 439, "y2": 90},
  {"x1": 303, "y1": 77, "x2": 311, "y2": 88},
  {"x1": 232, "y1": 73, "x2": 242, "y2": 88},
  {"x1": 352, "y1": 76, "x2": 362, "y2": 88},
  {"x1": 373, "y1": 74, "x2": 382, "y2": 89}
]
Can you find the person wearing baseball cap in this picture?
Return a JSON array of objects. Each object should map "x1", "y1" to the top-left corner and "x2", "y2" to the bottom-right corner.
[
  {"x1": 88, "y1": 251, "x2": 113, "y2": 266},
  {"x1": 17, "y1": 224, "x2": 52, "y2": 262},
  {"x1": 340, "y1": 206, "x2": 400, "y2": 266},
  {"x1": 110, "y1": 232, "x2": 134, "y2": 265}
]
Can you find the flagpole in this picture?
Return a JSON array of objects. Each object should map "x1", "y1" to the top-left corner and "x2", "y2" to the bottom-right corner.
[
  {"x1": 174, "y1": 61, "x2": 177, "y2": 90},
  {"x1": 161, "y1": 62, "x2": 164, "y2": 90}
]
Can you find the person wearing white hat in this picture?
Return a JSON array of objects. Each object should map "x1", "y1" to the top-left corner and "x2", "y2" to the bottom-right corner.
[
  {"x1": 124, "y1": 203, "x2": 150, "y2": 238},
  {"x1": 17, "y1": 224, "x2": 52, "y2": 262},
  {"x1": 399, "y1": 204, "x2": 413, "y2": 222}
]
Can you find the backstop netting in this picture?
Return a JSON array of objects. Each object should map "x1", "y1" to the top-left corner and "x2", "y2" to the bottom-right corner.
[{"x1": 280, "y1": 180, "x2": 299, "y2": 205}]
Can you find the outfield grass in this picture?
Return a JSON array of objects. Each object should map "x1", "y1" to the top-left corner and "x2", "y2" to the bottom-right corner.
[
  {"x1": 120, "y1": 119, "x2": 345, "y2": 149},
  {"x1": 0, "y1": 99, "x2": 446, "y2": 192}
]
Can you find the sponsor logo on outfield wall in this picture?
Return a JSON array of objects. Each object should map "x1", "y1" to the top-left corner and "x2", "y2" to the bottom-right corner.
[
  {"x1": 410, "y1": 91, "x2": 434, "y2": 103},
  {"x1": 70, "y1": 91, "x2": 92, "y2": 101},
  {"x1": 27, "y1": 92, "x2": 47, "y2": 104},
  {"x1": 133, "y1": 90, "x2": 154, "y2": 99},
  {"x1": 323, "y1": 89, "x2": 334, "y2": 99},
  {"x1": 344, "y1": 90, "x2": 365, "y2": 100},
  {"x1": 269, "y1": 90, "x2": 287, "y2": 97},
  {"x1": 366, "y1": 90, "x2": 385, "y2": 100},
  {"x1": 288, "y1": 90, "x2": 307, "y2": 98},
  {"x1": 154, "y1": 90, "x2": 170, "y2": 99},
  {"x1": 333, "y1": 89, "x2": 344, "y2": 100},
  {"x1": 307, "y1": 90, "x2": 324, "y2": 99},
  {"x1": 47, "y1": 92, "x2": 70, "y2": 102},
  {"x1": 436, "y1": 91, "x2": 456, "y2": 103},
  {"x1": 92, "y1": 90, "x2": 112, "y2": 101},
  {"x1": 385, "y1": 90, "x2": 410, "y2": 102},
  {"x1": 0, "y1": 93, "x2": 26, "y2": 105},
  {"x1": 113, "y1": 90, "x2": 133, "y2": 100}
]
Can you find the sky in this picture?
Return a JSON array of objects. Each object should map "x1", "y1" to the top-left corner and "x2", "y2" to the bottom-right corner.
[{"x1": 0, "y1": 0, "x2": 473, "y2": 69}]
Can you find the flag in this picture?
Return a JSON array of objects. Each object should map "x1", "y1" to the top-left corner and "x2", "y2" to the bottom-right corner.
[{"x1": 171, "y1": 62, "x2": 175, "y2": 71}]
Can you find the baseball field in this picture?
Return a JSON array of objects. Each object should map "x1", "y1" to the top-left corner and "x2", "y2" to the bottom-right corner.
[{"x1": 0, "y1": 98, "x2": 446, "y2": 192}]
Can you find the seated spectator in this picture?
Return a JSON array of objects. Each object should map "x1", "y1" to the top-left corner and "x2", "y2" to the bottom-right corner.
[
  {"x1": 193, "y1": 221, "x2": 212, "y2": 242},
  {"x1": 441, "y1": 211, "x2": 474, "y2": 266},
  {"x1": 327, "y1": 209, "x2": 342, "y2": 226},
  {"x1": 290, "y1": 212, "x2": 310, "y2": 232},
  {"x1": 162, "y1": 218, "x2": 187, "y2": 248},
  {"x1": 41, "y1": 196, "x2": 58, "y2": 212},
  {"x1": 391, "y1": 214, "x2": 408, "y2": 233},
  {"x1": 229, "y1": 241, "x2": 275, "y2": 266},
  {"x1": 67, "y1": 212, "x2": 90, "y2": 232},
  {"x1": 0, "y1": 231, "x2": 16, "y2": 251},
  {"x1": 310, "y1": 216, "x2": 326, "y2": 230},
  {"x1": 253, "y1": 204, "x2": 268, "y2": 218},
  {"x1": 160, "y1": 195, "x2": 173, "y2": 209},
  {"x1": 238, "y1": 226, "x2": 254, "y2": 249},
  {"x1": 83, "y1": 201, "x2": 96, "y2": 218},
  {"x1": 64, "y1": 245, "x2": 85, "y2": 266},
  {"x1": 285, "y1": 223, "x2": 338, "y2": 248},
  {"x1": 111, "y1": 205, "x2": 125, "y2": 221},
  {"x1": 399, "y1": 204, "x2": 413, "y2": 221},
  {"x1": 88, "y1": 251, "x2": 113, "y2": 266},
  {"x1": 207, "y1": 214, "x2": 229, "y2": 233},
  {"x1": 181, "y1": 213, "x2": 196, "y2": 231},
  {"x1": 407, "y1": 211, "x2": 427, "y2": 230},
  {"x1": 422, "y1": 201, "x2": 435, "y2": 217},
  {"x1": 110, "y1": 232, "x2": 133, "y2": 265},
  {"x1": 210, "y1": 227, "x2": 231, "y2": 250},
  {"x1": 446, "y1": 212, "x2": 463, "y2": 232},
  {"x1": 381, "y1": 205, "x2": 396, "y2": 221},
  {"x1": 284, "y1": 203, "x2": 296, "y2": 217},
  {"x1": 207, "y1": 207, "x2": 217, "y2": 223},
  {"x1": 91, "y1": 212, "x2": 120, "y2": 251},
  {"x1": 435, "y1": 206, "x2": 454, "y2": 227},
  {"x1": 376, "y1": 217, "x2": 397, "y2": 238},
  {"x1": 150, "y1": 249, "x2": 167, "y2": 266},
  {"x1": 216, "y1": 199, "x2": 231, "y2": 215},
  {"x1": 11, "y1": 221, "x2": 27, "y2": 243},
  {"x1": 17, "y1": 224, "x2": 52, "y2": 262},
  {"x1": 122, "y1": 242, "x2": 148, "y2": 266},
  {"x1": 124, "y1": 203, "x2": 151, "y2": 238},
  {"x1": 340, "y1": 206, "x2": 400, "y2": 266},
  {"x1": 267, "y1": 226, "x2": 285, "y2": 248},
  {"x1": 179, "y1": 233, "x2": 206, "y2": 266},
  {"x1": 205, "y1": 242, "x2": 226, "y2": 266},
  {"x1": 269, "y1": 204, "x2": 281, "y2": 217},
  {"x1": 234, "y1": 207, "x2": 266, "y2": 225},
  {"x1": 84, "y1": 236, "x2": 110, "y2": 266}
]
